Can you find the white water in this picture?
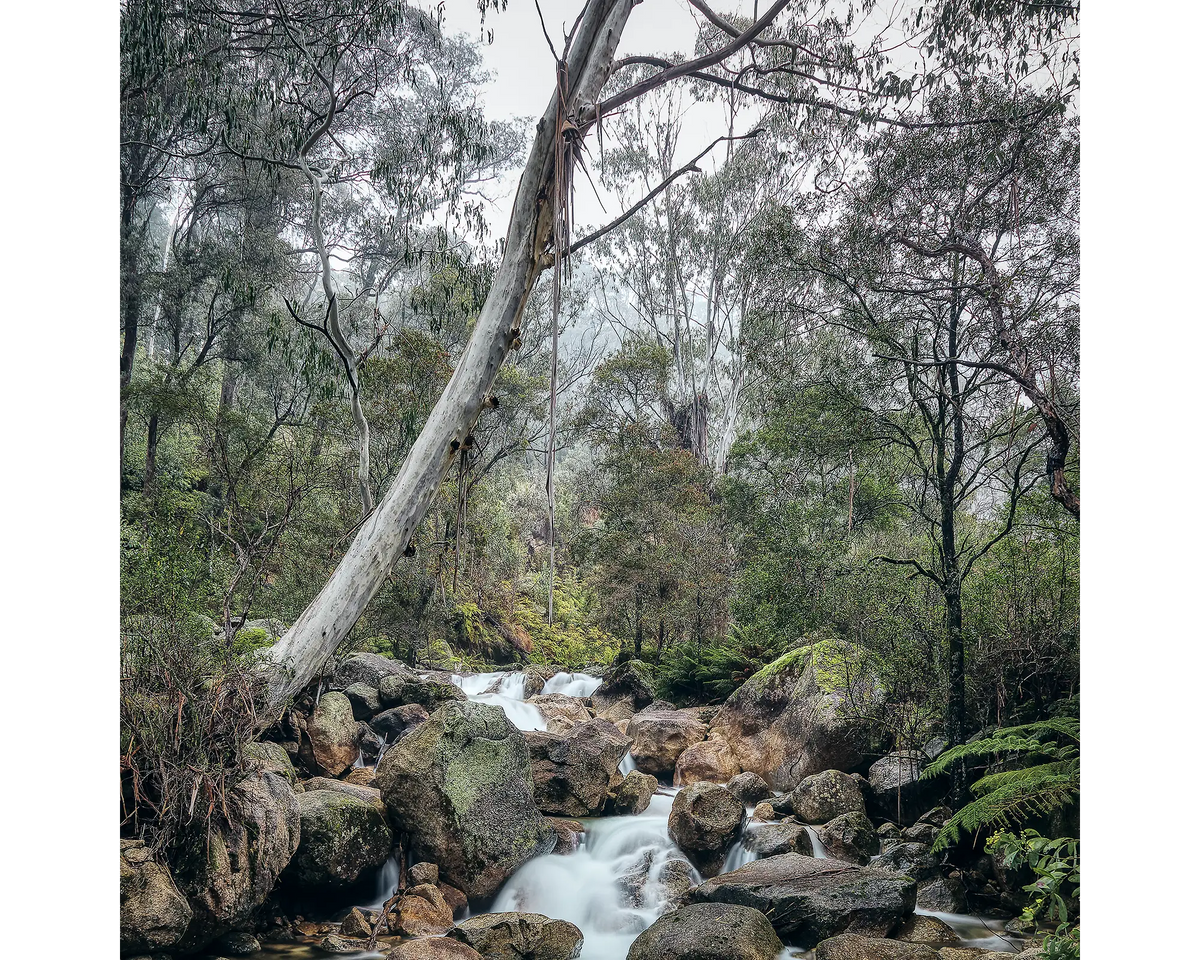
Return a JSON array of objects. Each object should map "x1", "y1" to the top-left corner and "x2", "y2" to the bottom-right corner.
[
  {"x1": 452, "y1": 670, "x2": 547, "y2": 731},
  {"x1": 491, "y1": 787, "x2": 698, "y2": 960},
  {"x1": 542, "y1": 671, "x2": 604, "y2": 698},
  {"x1": 618, "y1": 752, "x2": 637, "y2": 776},
  {"x1": 360, "y1": 853, "x2": 402, "y2": 911},
  {"x1": 803, "y1": 825, "x2": 829, "y2": 859},
  {"x1": 914, "y1": 908, "x2": 1020, "y2": 953}
]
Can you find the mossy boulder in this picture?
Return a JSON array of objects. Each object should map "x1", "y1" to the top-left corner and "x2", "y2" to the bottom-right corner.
[
  {"x1": 120, "y1": 840, "x2": 193, "y2": 954},
  {"x1": 243, "y1": 740, "x2": 298, "y2": 787},
  {"x1": 282, "y1": 788, "x2": 394, "y2": 890},
  {"x1": 376, "y1": 701, "x2": 556, "y2": 899},
  {"x1": 792, "y1": 769, "x2": 867, "y2": 824},
  {"x1": 628, "y1": 903, "x2": 784, "y2": 960},
  {"x1": 590, "y1": 659, "x2": 656, "y2": 713},
  {"x1": 708, "y1": 639, "x2": 883, "y2": 791},
  {"x1": 448, "y1": 912, "x2": 584, "y2": 960},
  {"x1": 301, "y1": 692, "x2": 359, "y2": 776},
  {"x1": 379, "y1": 674, "x2": 467, "y2": 711},
  {"x1": 669, "y1": 782, "x2": 745, "y2": 878},
  {"x1": 344, "y1": 682, "x2": 383, "y2": 720},
  {"x1": 817, "y1": 811, "x2": 880, "y2": 864}
]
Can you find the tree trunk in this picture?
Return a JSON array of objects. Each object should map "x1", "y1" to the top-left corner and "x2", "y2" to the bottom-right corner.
[
  {"x1": 257, "y1": 0, "x2": 635, "y2": 717},
  {"x1": 120, "y1": 186, "x2": 141, "y2": 488},
  {"x1": 144, "y1": 412, "x2": 160, "y2": 492}
]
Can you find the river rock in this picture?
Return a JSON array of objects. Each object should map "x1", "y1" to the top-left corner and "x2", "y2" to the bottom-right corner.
[
  {"x1": 744, "y1": 822, "x2": 814, "y2": 858},
  {"x1": 379, "y1": 673, "x2": 467, "y2": 711},
  {"x1": 344, "y1": 682, "x2": 383, "y2": 720},
  {"x1": 322, "y1": 934, "x2": 372, "y2": 954},
  {"x1": 523, "y1": 665, "x2": 562, "y2": 699},
  {"x1": 525, "y1": 718, "x2": 632, "y2": 816},
  {"x1": 409, "y1": 862, "x2": 439, "y2": 885},
  {"x1": 687, "y1": 852, "x2": 917, "y2": 946},
  {"x1": 283, "y1": 788, "x2": 393, "y2": 890},
  {"x1": 371, "y1": 703, "x2": 430, "y2": 740},
  {"x1": 893, "y1": 914, "x2": 960, "y2": 946},
  {"x1": 388, "y1": 939, "x2": 485, "y2": 960},
  {"x1": 812, "y1": 934, "x2": 939, "y2": 959},
  {"x1": 627, "y1": 902, "x2": 784, "y2": 960},
  {"x1": 332, "y1": 652, "x2": 413, "y2": 690},
  {"x1": 242, "y1": 740, "x2": 299, "y2": 787},
  {"x1": 301, "y1": 777, "x2": 381, "y2": 801},
  {"x1": 726, "y1": 771, "x2": 771, "y2": 803},
  {"x1": 546, "y1": 816, "x2": 584, "y2": 853},
  {"x1": 448, "y1": 912, "x2": 584, "y2": 960},
  {"x1": 376, "y1": 701, "x2": 556, "y2": 899},
  {"x1": 344, "y1": 765, "x2": 378, "y2": 787},
  {"x1": 873, "y1": 842, "x2": 942, "y2": 883},
  {"x1": 657, "y1": 857, "x2": 699, "y2": 910},
  {"x1": 792, "y1": 770, "x2": 867, "y2": 824},
  {"x1": 607, "y1": 770, "x2": 658, "y2": 815},
  {"x1": 120, "y1": 840, "x2": 193, "y2": 954},
  {"x1": 590, "y1": 660, "x2": 656, "y2": 713},
  {"x1": 752, "y1": 801, "x2": 776, "y2": 821},
  {"x1": 215, "y1": 931, "x2": 262, "y2": 955},
  {"x1": 396, "y1": 884, "x2": 455, "y2": 936},
  {"x1": 528, "y1": 694, "x2": 595, "y2": 733},
  {"x1": 340, "y1": 907, "x2": 373, "y2": 938},
  {"x1": 916, "y1": 875, "x2": 968, "y2": 913},
  {"x1": 627, "y1": 709, "x2": 709, "y2": 776},
  {"x1": 674, "y1": 736, "x2": 741, "y2": 786},
  {"x1": 301, "y1": 692, "x2": 360, "y2": 776},
  {"x1": 903, "y1": 822, "x2": 940, "y2": 845},
  {"x1": 867, "y1": 752, "x2": 939, "y2": 826},
  {"x1": 171, "y1": 771, "x2": 301, "y2": 950},
  {"x1": 668, "y1": 782, "x2": 745, "y2": 877},
  {"x1": 818, "y1": 811, "x2": 879, "y2": 864},
  {"x1": 707, "y1": 640, "x2": 882, "y2": 791}
]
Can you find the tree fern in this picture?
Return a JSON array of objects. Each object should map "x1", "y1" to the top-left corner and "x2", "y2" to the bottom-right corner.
[{"x1": 924, "y1": 716, "x2": 1079, "y2": 851}]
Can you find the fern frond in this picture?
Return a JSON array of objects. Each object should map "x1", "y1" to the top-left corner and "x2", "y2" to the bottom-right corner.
[
  {"x1": 932, "y1": 774, "x2": 1079, "y2": 852},
  {"x1": 969, "y1": 760, "x2": 1076, "y2": 797}
]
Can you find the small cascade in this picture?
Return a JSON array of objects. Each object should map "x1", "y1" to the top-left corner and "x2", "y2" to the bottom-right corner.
[
  {"x1": 490, "y1": 788, "x2": 693, "y2": 960},
  {"x1": 913, "y1": 908, "x2": 1020, "y2": 953},
  {"x1": 542, "y1": 671, "x2": 603, "y2": 698},
  {"x1": 618, "y1": 751, "x2": 637, "y2": 776},
  {"x1": 360, "y1": 853, "x2": 402, "y2": 911},
  {"x1": 451, "y1": 670, "x2": 547, "y2": 731},
  {"x1": 722, "y1": 819, "x2": 762, "y2": 873},
  {"x1": 803, "y1": 825, "x2": 829, "y2": 859}
]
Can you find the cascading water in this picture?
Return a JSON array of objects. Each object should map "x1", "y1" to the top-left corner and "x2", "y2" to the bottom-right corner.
[
  {"x1": 490, "y1": 788, "x2": 698, "y2": 960},
  {"x1": 451, "y1": 670, "x2": 547, "y2": 731},
  {"x1": 541, "y1": 671, "x2": 604, "y2": 698},
  {"x1": 913, "y1": 908, "x2": 1020, "y2": 953},
  {"x1": 361, "y1": 853, "x2": 403, "y2": 911},
  {"x1": 803, "y1": 825, "x2": 829, "y2": 859}
]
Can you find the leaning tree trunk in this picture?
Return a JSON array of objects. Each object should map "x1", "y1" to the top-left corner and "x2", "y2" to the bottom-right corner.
[{"x1": 257, "y1": 0, "x2": 635, "y2": 717}]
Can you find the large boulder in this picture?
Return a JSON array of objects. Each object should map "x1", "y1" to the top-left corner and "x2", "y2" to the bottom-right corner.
[
  {"x1": 916, "y1": 875, "x2": 968, "y2": 913},
  {"x1": 301, "y1": 692, "x2": 360, "y2": 776},
  {"x1": 873, "y1": 843, "x2": 942, "y2": 884},
  {"x1": 606, "y1": 770, "x2": 658, "y2": 815},
  {"x1": 707, "y1": 640, "x2": 881, "y2": 791},
  {"x1": 394, "y1": 884, "x2": 456, "y2": 937},
  {"x1": 120, "y1": 841, "x2": 193, "y2": 954},
  {"x1": 743, "y1": 822, "x2": 814, "y2": 858},
  {"x1": 332, "y1": 652, "x2": 413, "y2": 690},
  {"x1": 812, "y1": 934, "x2": 939, "y2": 959},
  {"x1": 170, "y1": 771, "x2": 301, "y2": 950},
  {"x1": 626, "y1": 709, "x2": 708, "y2": 777},
  {"x1": 817, "y1": 811, "x2": 880, "y2": 865},
  {"x1": 627, "y1": 902, "x2": 784, "y2": 960},
  {"x1": 282, "y1": 789, "x2": 394, "y2": 890},
  {"x1": 892, "y1": 914, "x2": 961, "y2": 946},
  {"x1": 726, "y1": 771, "x2": 771, "y2": 804},
  {"x1": 388, "y1": 939, "x2": 485, "y2": 960},
  {"x1": 792, "y1": 770, "x2": 867, "y2": 824},
  {"x1": 371, "y1": 703, "x2": 431, "y2": 740},
  {"x1": 527, "y1": 694, "x2": 594, "y2": 733},
  {"x1": 376, "y1": 701, "x2": 556, "y2": 899},
  {"x1": 687, "y1": 852, "x2": 917, "y2": 947},
  {"x1": 524, "y1": 718, "x2": 632, "y2": 816},
  {"x1": 674, "y1": 737, "x2": 741, "y2": 786},
  {"x1": 866, "y1": 752, "x2": 940, "y2": 826},
  {"x1": 448, "y1": 912, "x2": 584, "y2": 960},
  {"x1": 344, "y1": 682, "x2": 383, "y2": 720},
  {"x1": 668, "y1": 782, "x2": 745, "y2": 877},
  {"x1": 590, "y1": 660, "x2": 656, "y2": 714},
  {"x1": 380, "y1": 673, "x2": 467, "y2": 711},
  {"x1": 242, "y1": 740, "x2": 299, "y2": 787}
]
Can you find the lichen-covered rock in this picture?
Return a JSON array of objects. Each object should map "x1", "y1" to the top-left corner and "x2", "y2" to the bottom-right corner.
[
  {"x1": 371, "y1": 703, "x2": 430, "y2": 740},
  {"x1": 448, "y1": 912, "x2": 584, "y2": 960},
  {"x1": 818, "y1": 811, "x2": 880, "y2": 864},
  {"x1": 707, "y1": 640, "x2": 882, "y2": 791},
  {"x1": 332, "y1": 652, "x2": 413, "y2": 690},
  {"x1": 242, "y1": 740, "x2": 299, "y2": 787},
  {"x1": 344, "y1": 682, "x2": 383, "y2": 720},
  {"x1": 628, "y1": 902, "x2": 784, "y2": 960},
  {"x1": 344, "y1": 765, "x2": 378, "y2": 788},
  {"x1": 743, "y1": 822, "x2": 814, "y2": 858},
  {"x1": 792, "y1": 770, "x2": 867, "y2": 824},
  {"x1": 668, "y1": 782, "x2": 745, "y2": 878},
  {"x1": 916, "y1": 876, "x2": 968, "y2": 913},
  {"x1": 376, "y1": 701, "x2": 556, "y2": 899},
  {"x1": 866, "y1": 752, "x2": 940, "y2": 826},
  {"x1": 674, "y1": 736, "x2": 741, "y2": 786},
  {"x1": 590, "y1": 660, "x2": 656, "y2": 714},
  {"x1": 302, "y1": 692, "x2": 360, "y2": 776},
  {"x1": 380, "y1": 673, "x2": 467, "y2": 711},
  {"x1": 527, "y1": 694, "x2": 594, "y2": 733},
  {"x1": 283, "y1": 788, "x2": 393, "y2": 890},
  {"x1": 524, "y1": 718, "x2": 631, "y2": 816},
  {"x1": 687, "y1": 852, "x2": 917, "y2": 947},
  {"x1": 752, "y1": 801, "x2": 776, "y2": 821},
  {"x1": 627, "y1": 709, "x2": 709, "y2": 776},
  {"x1": 657, "y1": 857, "x2": 699, "y2": 910},
  {"x1": 171, "y1": 771, "x2": 301, "y2": 951},
  {"x1": 812, "y1": 933, "x2": 939, "y2": 959},
  {"x1": 395, "y1": 884, "x2": 455, "y2": 936},
  {"x1": 893, "y1": 914, "x2": 960, "y2": 946},
  {"x1": 726, "y1": 771, "x2": 771, "y2": 804},
  {"x1": 120, "y1": 840, "x2": 193, "y2": 954},
  {"x1": 873, "y1": 843, "x2": 943, "y2": 884},
  {"x1": 410, "y1": 862, "x2": 439, "y2": 886},
  {"x1": 606, "y1": 770, "x2": 658, "y2": 815},
  {"x1": 388, "y1": 938, "x2": 485, "y2": 960}
]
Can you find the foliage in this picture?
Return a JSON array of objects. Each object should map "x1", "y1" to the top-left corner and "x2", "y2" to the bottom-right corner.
[
  {"x1": 988, "y1": 829, "x2": 1081, "y2": 959},
  {"x1": 924, "y1": 715, "x2": 1079, "y2": 851},
  {"x1": 656, "y1": 624, "x2": 788, "y2": 705}
]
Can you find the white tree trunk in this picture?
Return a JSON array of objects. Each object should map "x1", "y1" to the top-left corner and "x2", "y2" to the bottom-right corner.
[{"x1": 258, "y1": 0, "x2": 634, "y2": 716}]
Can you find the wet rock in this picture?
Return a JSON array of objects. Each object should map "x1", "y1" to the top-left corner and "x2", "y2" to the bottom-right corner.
[
  {"x1": 396, "y1": 884, "x2": 455, "y2": 937},
  {"x1": 409, "y1": 862, "x2": 439, "y2": 886},
  {"x1": 792, "y1": 770, "x2": 867, "y2": 825},
  {"x1": 340, "y1": 907, "x2": 373, "y2": 938},
  {"x1": 344, "y1": 682, "x2": 382, "y2": 720},
  {"x1": 371, "y1": 703, "x2": 430, "y2": 740},
  {"x1": 916, "y1": 876, "x2": 968, "y2": 913},
  {"x1": 523, "y1": 665, "x2": 562, "y2": 699},
  {"x1": 817, "y1": 811, "x2": 880, "y2": 864},
  {"x1": 590, "y1": 660, "x2": 656, "y2": 714},
  {"x1": 878, "y1": 822, "x2": 902, "y2": 843},
  {"x1": 214, "y1": 931, "x2": 262, "y2": 956},
  {"x1": 726, "y1": 771, "x2": 771, "y2": 804},
  {"x1": 525, "y1": 718, "x2": 631, "y2": 816},
  {"x1": 606, "y1": 770, "x2": 658, "y2": 815},
  {"x1": 376, "y1": 701, "x2": 556, "y2": 899},
  {"x1": 657, "y1": 857, "x2": 699, "y2": 910},
  {"x1": 528, "y1": 694, "x2": 594, "y2": 733},
  {"x1": 243, "y1": 741, "x2": 299, "y2": 787},
  {"x1": 321, "y1": 934, "x2": 371, "y2": 954},
  {"x1": 546, "y1": 816, "x2": 584, "y2": 854},
  {"x1": 344, "y1": 766, "x2": 378, "y2": 788},
  {"x1": 120, "y1": 840, "x2": 193, "y2": 954},
  {"x1": 744, "y1": 822, "x2": 813, "y2": 858},
  {"x1": 283, "y1": 788, "x2": 393, "y2": 890},
  {"x1": 627, "y1": 902, "x2": 784, "y2": 960},
  {"x1": 751, "y1": 801, "x2": 776, "y2": 821},
  {"x1": 448, "y1": 912, "x2": 584, "y2": 960},
  {"x1": 903, "y1": 822, "x2": 940, "y2": 845},
  {"x1": 596, "y1": 699, "x2": 637, "y2": 723},
  {"x1": 627, "y1": 709, "x2": 708, "y2": 776},
  {"x1": 867, "y1": 752, "x2": 940, "y2": 826},
  {"x1": 379, "y1": 674, "x2": 467, "y2": 711},
  {"x1": 388, "y1": 938, "x2": 485, "y2": 960},
  {"x1": 674, "y1": 736, "x2": 741, "y2": 786},
  {"x1": 332, "y1": 652, "x2": 413, "y2": 690},
  {"x1": 812, "y1": 933, "x2": 939, "y2": 959},
  {"x1": 893, "y1": 914, "x2": 960, "y2": 946},
  {"x1": 874, "y1": 842, "x2": 943, "y2": 884},
  {"x1": 301, "y1": 692, "x2": 360, "y2": 776},
  {"x1": 668, "y1": 782, "x2": 745, "y2": 878},
  {"x1": 687, "y1": 852, "x2": 917, "y2": 947},
  {"x1": 438, "y1": 882, "x2": 468, "y2": 916}
]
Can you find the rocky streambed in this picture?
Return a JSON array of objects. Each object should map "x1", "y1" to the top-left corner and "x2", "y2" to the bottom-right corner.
[{"x1": 122, "y1": 650, "x2": 1047, "y2": 960}]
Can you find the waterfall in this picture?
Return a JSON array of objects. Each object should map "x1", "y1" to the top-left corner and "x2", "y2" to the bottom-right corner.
[
  {"x1": 451, "y1": 670, "x2": 547, "y2": 731},
  {"x1": 803, "y1": 825, "x2": 829, "y2": 859},
  {"x1": 618, "y1": 751, "x2": 637, "y2": 776},
  {"x1": 361, "y1": 853, "x2": 402, "y2": 911},
  {"x1": 914, "y1": 908, "x2": 1020, "y2": 953},
  {"x1": 722, "y1": 817, "x2": 762, "y2": 873},
  {"x1": 542, "y1": 671, "x2": 603, "y2": 697}
]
